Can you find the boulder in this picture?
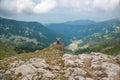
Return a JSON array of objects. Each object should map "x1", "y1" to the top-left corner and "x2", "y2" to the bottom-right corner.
[{"x1": 14, "y1": 64, "x2": 36, "y2": 76}]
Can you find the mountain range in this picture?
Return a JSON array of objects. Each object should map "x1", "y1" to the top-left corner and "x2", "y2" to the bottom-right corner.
[
  {"x1": 0, "y1": 17, "x2": 120, "y2": 58},
  {"x1": 46, "y1": 19, "x2": 120, "y2": 54},
  {"x1": 0, "y1": 17, "x2": 69, "y2": 54}
]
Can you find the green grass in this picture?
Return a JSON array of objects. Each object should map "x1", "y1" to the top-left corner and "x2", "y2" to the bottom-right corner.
[
  {"x1": 0, "y1": 41, "x2": 17, "y2": 60},
  {"x1": 74, "y1": 44, "x2": 120, "y2": 55},
  {"x1": 101, "y1": 44, "x2": 120, "y2": 55},
  {"x1": 0, "y1": 53, "x2": 11, "y2": 60}
]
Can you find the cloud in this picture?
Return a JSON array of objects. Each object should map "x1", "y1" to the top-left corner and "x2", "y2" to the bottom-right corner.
[
  {"x1": 57, "y1": 0, "x2": 93, "y2": 11},
  {"x1": 0, "y1": 0, "x2": 56, "y2": 15},
  {"x1": 57, "y1": 0, "x2": 120, "y2": 12},
  {"x1": 93, "y1": 0, "x2": 120, "y2": 11},
  {"x1": 0, "y1": 0, "x2": 120, "y2": 22},
  {"x1": 33, "y1": 0, "x2": 56, "y2": 13},
  {"x1": 0, "y1": 0, "x2": 119, "y2": 15}
]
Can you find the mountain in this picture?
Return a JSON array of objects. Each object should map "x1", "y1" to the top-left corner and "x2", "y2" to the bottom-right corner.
[
  {"x1": 46, "y1": 19, "x2": 120, "y2": 40},
  {"x1": 0, "y1": 17, "x2": 120, "y2": 80},
  {"x1": 0, "y1": 17, "x2": 69, "y2": 53},
  {"x1": 46, "y1": 20, "x2": 96, "y2": 39},
  {"x1": 64, "y1": 20, "x2": 96, "y2": 25},
  {"x1": 47, "y1": 19, "x2": 120, "y2": 54},
  {"x1": 0, "y1": 43, "x2": 120, "y2": 80}
]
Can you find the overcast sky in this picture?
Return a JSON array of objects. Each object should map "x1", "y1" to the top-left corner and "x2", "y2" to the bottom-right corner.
[{"x1": 0, "y1": 0, "x2": 120, "y2": 23}]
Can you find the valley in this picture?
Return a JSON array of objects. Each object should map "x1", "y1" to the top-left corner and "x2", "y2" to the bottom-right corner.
[
  {"x1": 0, "y1": 17, "x2": 120, "y2": 80},
  {"x1": 47, "y1": 19, "x2": 120, "y2": 55},
  {"x1": 0, "y1": 17, "x2": 120, "y2": 59},
  {"x1": 0, "y1": 0, "x2": 120, "y2": 79},
  {"x1": 0, "y1": 17, "x2": 69, "y2": 55}
]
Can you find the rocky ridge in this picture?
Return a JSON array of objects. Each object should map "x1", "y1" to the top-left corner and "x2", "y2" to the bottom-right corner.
[{"x1": 0, "y1": 44, "x2": 120, "y2": 80}]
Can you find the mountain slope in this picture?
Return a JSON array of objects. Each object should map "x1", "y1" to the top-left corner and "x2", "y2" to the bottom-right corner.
[
  {"x1": 46, "y1": 19, "x2": 120, "y2": 54},
  {"x1": 0, "y1": 44, "x2": 120, "y2": 80},
  {"x1": 73, "y1": 20, "x2": 120, "y2": 54},
  {"x1": 46, "y1": 19, "x2": 120, "y2": 39},
  {"x1": 0, "y1": 17, "x2": 69, "y2": 53},
  {"x1": 64, "y1": 20, "x2": 96, "y2": 25}
]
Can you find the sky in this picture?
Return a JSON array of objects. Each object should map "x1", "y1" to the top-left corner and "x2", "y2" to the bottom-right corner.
[{"x1": 0, "y1": 0, "x2": 120, "y2": 23}]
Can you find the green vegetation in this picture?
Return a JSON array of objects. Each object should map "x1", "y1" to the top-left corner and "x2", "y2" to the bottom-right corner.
[
  {"x1": 101, "y1": 44, "x2": 120, "y2": 55},
  {"x1": 74, "y1": 44, "x2": 120, "y2": 55},
  {"x1": 0, "y1": 41, "x2": 16, "y2": 60},
  {"x1": 0, "y1": 44, "x2": 65, "y2": 78},
  {"x1": 0, "y1": 17, "x2": 70, "y2": 54}
]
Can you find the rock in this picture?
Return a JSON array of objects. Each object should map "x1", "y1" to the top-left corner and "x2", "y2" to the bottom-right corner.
[
  {"x1": 28, "y1": 58, "x2": 49, "y2": 68},
  {"x1": 86, "y1": 78, "x2": 94, "y2": 80},
  {"x1": 62, "y1": 54, "x2": 73, "y2": 60},
  {"x1": 114, "y1": 54, "x2": 120, "y2": 64},
  {"x1": 91, "y1": 52, "x2": 112, "y2": 62},
  {"x1": 9, "y1": 60, "x2": 24, "y2": 68},
  {"x1": 14, "y1": 64, "x2": 36, "y2": 76},
  {"x1": 65, "y1": 67, "x2": 87, "y2": 77},
  {"x1": 32, "y1": 62, "x2": 49, "y2": 68},
  {"x1": 5, "y1": 70, "x2": 11, "y2": 75},
  {"x1": 49, "y1": 65, "x2": 61, "y2": 71},
  {"x1": 1, "y1": 52, "x2": 120, "y2": 80},
  {"x1": 0, "y1": 70, "x2": 5, "y2": 73},
  {"x1": 43, "y1": 71, "x2": 55, "y2": 78},
  {"x1": 93, "y1": 70, "x2": 107, "y2": 79},
  {"x1": 75, "y1": 76, "x2": 86, "y2": 80},
  {"x1": 68, "y1": 76, "x2": 75, "y2": 80},
  {"x1": 101, "y1": 62, "x2": 120, "y2": 80},
  {"x1": 63, "y1": 53, "x2": 120, "y2": 80},
  {"x1": 101, "y1": 77, "x2": 114, "y2": 80},
  {"x1": 63, "y1": 54, "x2": 84, "y2": 67},
  {"x1": 37, "y1": 68, "x2": 46, "y2": 73},
  {"x1": 78, "y1": 54, "x2": 92, "y2": 61},
  {"x1": 28, "y1": 58, "x2": 45, "y2": 63},
  {"x1": 21, "y1": 77, "x2": 28, "y2": 80},
  {"x1": 26, "y1": 74, "x2": 36, "y2": 80}
]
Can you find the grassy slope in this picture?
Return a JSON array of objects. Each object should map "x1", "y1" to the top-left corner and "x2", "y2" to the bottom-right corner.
[
  {"x1": 75, "y1": 44, "x2": 120, "y2": 55},
  {"x1": 75, "y1": 29, "x2": 120, "y2": 55},
  {"x1": 0, "y1": 44, "x2": 67, "y2": 80},
  {"x1": 0, "y1": 41, "x2": 17, "y2": 60}
]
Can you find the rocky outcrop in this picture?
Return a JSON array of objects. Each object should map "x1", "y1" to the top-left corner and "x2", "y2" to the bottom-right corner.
[
  {"x1": 0, "y1": 52, "x2": 120, "y2": 80},
  {"x1": 1, "y1": 58, "x2": 55, "y2": 80},
  {"x1": 62, "y1": 52, "x2": 120, "y2": 80}
]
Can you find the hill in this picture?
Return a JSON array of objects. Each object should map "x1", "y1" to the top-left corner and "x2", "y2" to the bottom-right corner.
[
  {"x1": 70, "y1": 19, "x2": 120, "y2": 55},
  {"x1": 0, "y1": 17, "x2": 69, "y2": 53},
  {"x1": 64, "y1": 20, "x2": 96, "y2": 25},
  {"x1": 0, "y1": 44, "x2": 120, "y2": 80},
  {"x1": 46, "y1": 19, "x2": 120, "y2": 39},
  {"x1": 47, "y1": 19, "x2": 120, "y2": 54}
]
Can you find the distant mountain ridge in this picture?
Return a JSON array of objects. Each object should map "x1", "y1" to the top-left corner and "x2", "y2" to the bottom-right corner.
[
  {"x1": 47, "y1": 19, "x2": 120, "y2": 39},
  {"x1": 64, "y1": 20, "x2": 96, "y2": 25},
  {"x1": 0, "y1": 17, "x2": 69, "y2": 53}
]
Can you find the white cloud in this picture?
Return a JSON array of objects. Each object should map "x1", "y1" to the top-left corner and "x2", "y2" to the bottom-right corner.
[
  {"x1": 57, "y1": 0, "x2": 120, "y2": 12},
  {"x1": 33, "y1": 0, "x2": 56, "y2": 13},
  {"x1": 0, "y1": 0, "x2": 56, "y2": 14},
  {"x1": 0, "y1": 0, "x2": 119, "y2": 15},
  {"x1": 93, "y1": 0, "x2": 120, "y2": 11}
]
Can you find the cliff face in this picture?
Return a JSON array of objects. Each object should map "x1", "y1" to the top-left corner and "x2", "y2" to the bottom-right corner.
[{"x1": 0, "y1": 44, "x2": 120, "y2": 80}]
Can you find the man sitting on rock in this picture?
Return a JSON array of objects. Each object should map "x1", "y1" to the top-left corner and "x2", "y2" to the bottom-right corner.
[{"x1": 56, "y1": 37, "x2": 61, "y2": 44}]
